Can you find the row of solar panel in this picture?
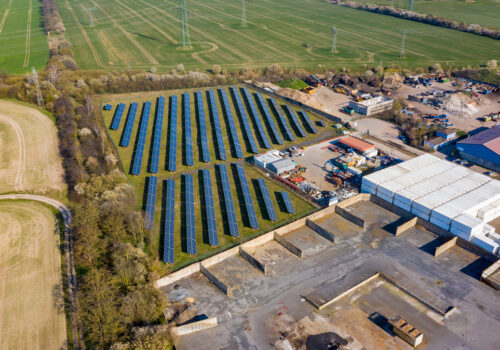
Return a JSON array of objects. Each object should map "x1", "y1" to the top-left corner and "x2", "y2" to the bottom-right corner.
[{"x1": 113, "y1": 90, "x2": 318, "y2": 175}]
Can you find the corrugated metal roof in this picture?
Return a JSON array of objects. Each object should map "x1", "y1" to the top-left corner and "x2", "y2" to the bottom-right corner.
[
  {"x1": 458, "y1": 125, "x2": 500, "y2": 155},
  {"x1": 339, "y1": 136, "x2": 375, "y2": 152}
]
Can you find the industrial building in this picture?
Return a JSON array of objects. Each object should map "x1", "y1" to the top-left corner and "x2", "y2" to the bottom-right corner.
[
  {"x1": 267, "y1": 158, "x2": 296, "y2": 175},
  {"x1": 423, "y1": 128, "x2": 458, "y2": 150},
  {"x1": 338, "y1": 136, "x2": 378, "y2": 157},
  {"x1": 456, "y1": 126, "x2": 500, "y2": 172},
  {"x1": 348, "y1": 95, "x2": 393, "y2": 116},
  {"x1": 361, "y1": 154, "x2": 500, "y2": 254},
  {"x1": 253, "y1": 150, "x2": 282, "y2": 168}
]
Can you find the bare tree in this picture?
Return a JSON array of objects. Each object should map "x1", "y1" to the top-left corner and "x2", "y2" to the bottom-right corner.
[{"x1": 47, "y1": 64, "x2": 60, "y2": 85}]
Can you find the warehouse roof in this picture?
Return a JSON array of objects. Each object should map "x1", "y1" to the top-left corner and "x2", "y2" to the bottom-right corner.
[
  {"x1": 339, "y1": 136, "x2": 375, "y2": 152},
  {"x1": 269, "y1": 158, "x2": 295, "y2": 172},
  {"x1": 458, "y1": 125, "x2": 500, "y2": 155}
]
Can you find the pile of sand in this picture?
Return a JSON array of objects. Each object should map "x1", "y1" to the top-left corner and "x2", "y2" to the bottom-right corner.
[
  {"x1": 277, "y1": 88, "x2": 324, "y2": 110},
  {"x1": 442, "y1": 92, "x2": 478, "y2": 116}
]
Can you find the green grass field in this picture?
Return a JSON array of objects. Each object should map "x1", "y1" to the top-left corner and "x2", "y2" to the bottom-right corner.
[
  {"x1": 277, "y1": 79, "x2": 310, "y2": 90},
  {"x1": 0, "y1": 0, "x2": 49, "y2": 74},
  {"x1": 101, "y1": 87, "x2": 323, "y2": 270},
  {"x1": 57, "y1": 0, "x2": 500, "y2": 72},
  {"x1": 349, "y1": 0, "x2": 500, "y2": 30}
]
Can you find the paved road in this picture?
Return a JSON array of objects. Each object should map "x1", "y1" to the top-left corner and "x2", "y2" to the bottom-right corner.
[{"x1": 0, "y1": 194, "x2": 84, "y2": 350}]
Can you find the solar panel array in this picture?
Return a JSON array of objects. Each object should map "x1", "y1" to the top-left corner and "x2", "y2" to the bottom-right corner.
[
  {"x1": 208, "y1": 90, "x2": 227, "y2": 161},
  {"x1": 241, "y1": 87, "x2": 271, "y2": 149},
  {"x1": 183, "y1": 93, "x2": 194, "y2": 166},
  {"x1": 229, "y1": 87, "x2": 259, "y2": 154},
  {"x1": 131, "y1": 102, "x2": 151, "y2": 175},
  {"x1": 254, "y1": 93, "x2": 283, "y2": 145},
  {"x1": 283, "y1": 105, "x2": 307, "y2": 138},
  {"x1": 257, "y1": 178, "x2": 278, "y2": 221},
  {"x1": 235, "y1": 163, "x2": 259, "y2": 229},
  {"x1": 298, "y1": 110, "x2": 318, "y2": 134},
  {"x1": 163, "y1": 179, "x2": 175, "y2": 264},
  {"x1": 219, "y1": 89, "x2": 244, "y2": 158},
  {"x1": 144, "y1": 176, "x2": 158, "y2": 230},
  {"x1": 196, "y1": 92, "x2": 211, "y2": 163},
  {"x1": 110, "y1": 103, "x2": 125, "y2": 130},
  {"x1": 168, "y1": 96, "x2": 178, "y2": 172},
  {"x1": 269, "y1": 98, "x2": 295, "y2": 141},
  {"x1": 120, "y1": 102, "x2": 138, "y2": 147},
  {"x1": 148, "y1": 97, "x2": 165, "y2": 173},
  {"x1": 217, "y1": 164, "x2": 239, "y2": 237},
  {"x1": 201, "y1": 169, "x2": 218, "y2": 246},
  {"x1": 184, "y1": 174, "x2": 197, "y2": 255},
  {"x1": 280, "y1": 191, "x2": 296, "y2": 214}
]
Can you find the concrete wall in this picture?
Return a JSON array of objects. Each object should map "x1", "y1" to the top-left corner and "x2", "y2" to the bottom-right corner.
[
  {"x1": 395, "y1": 217, "x2": 418, "y2": 236},
  {"x1": 241, "y1": 231, "x2": 274, "y2": 249},
  {"x1": 201, "y1": 246, "x2": 239, "y2": 268},
  {"x1": 335, "y1": 205, "x2": 365, "y2": 228},
  {"x1": 306, "y1": 219, "x2": 335, "y2": 243},
  {"x1": 434, "y1": 237, "x2": 457, "y2": 257},
  {"x1": 171, "y1": 317, "x2": 218, "y2": 337},
  {"x1": 200, "y1": 264, "x2": 232, "y2": 297},
  {"x1": 337, "y1": 193, "x2": 371, "y2": 208},
  {"x1": 481, "y1": 260, "x2": 500, "y2": 290},
  {"x1": 274, "y1": 231, "x2": 303, "y2": 259},
  {"x1": 240, "y1": 247, "x2": 267, "y2": 274},
  {"x1": 156, "y1": 263, "x2": 201, "y2": 289}
]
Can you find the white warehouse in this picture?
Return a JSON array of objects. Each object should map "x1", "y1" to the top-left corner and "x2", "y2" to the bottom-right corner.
[{"x1": 361, "y1": 154, "x2": 500, "y2": 255}]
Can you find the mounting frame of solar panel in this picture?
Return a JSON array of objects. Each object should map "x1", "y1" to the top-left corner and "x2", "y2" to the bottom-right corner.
[
  {"x1": 195, "y1": 92, "x2": 211, "y2": 163},
  {"x1": 241, "y1": 87, "x2": 271, "y2": 149},
  {"x1": 184, "y1": 174, "x2": 197, "y2": 255},
  {"x1": 254, "y1": 92, "x2": 283, "y2": 145},
  {"x1": 120, "y1": 102, "x2": 138, "y2": 147},
  {"x1": 110, "y1": 103, "x2": 125, "y2": 130},
  {"x1": 298, "y1": 110, "x2": 318, "y2": 134},
  {"x1": 219, "y1": 89, "x2": 244, "y2": 158},
  {"x1": 235, "y1": 163, "x2": 259, "y2": 229},
  {"x1": 283, "y1": 105, "x2": 307, "y2": 138},
  {"x1": 208, "y1": 90, "x2": 227, "y2": 160},
  {"x1": 280, "y1": 191, "x2": 295, "y2": 214},
  {"x1": 148, "y1": 97, "x2": 165, "y2": 173},
  {"x1": 131, "y1": 101, "x2": 151, "y2": 175},
  {"x1": 229, "y1": 87, "x2": 259, "y2": 154},
  {"x1": 144, "y1": 176, "x2": 158, "y2": 229},
  {"x1": 167, "y1": 96, "x2": 178, "y2": 172},
  {"x1": 217, "y1": 164, "x2": 239, "y2": 237},
  {"x1": 183, "y1": 93, "x2": 194, "y2": 166},
  {"x1": 163, "y1": 179, "x2": 175, "y2": 264},
  {"x1": 269, "y1": 98, "x2": 295, "y2": 141},
  {"x1": 257, "y1": 178, "x2": 278, "y2": 221},
  {"x1": 201, "y1": 169, "x2": 218, "y2": 246}
]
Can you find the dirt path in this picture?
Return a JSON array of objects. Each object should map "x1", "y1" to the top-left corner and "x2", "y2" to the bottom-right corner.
[
  {"x1": 0, "y1": 115, "x2": 26, "y2": 191},
  {"x1": 0, "y1": 194, "x2": 84, "y2": 350},
  {"x1": 191, "y1": 41, "x2": 218, "y2": 64},
  {"x1": 23, "y1": 0, "x2": 32, "y2": 67}
]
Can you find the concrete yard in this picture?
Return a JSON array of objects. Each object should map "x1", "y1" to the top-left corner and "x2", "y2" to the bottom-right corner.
[{"x1": 160, "y1": 200, "x2": 500, "y2": 350}]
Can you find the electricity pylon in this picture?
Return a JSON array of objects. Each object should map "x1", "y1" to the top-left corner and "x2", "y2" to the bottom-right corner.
[
  {"x1": 85, "y1": 7, "x2": 97, "y2": 27},
  {"x1": 241, "y1": 0, "x2": 248, "y2": 28},
  {"x1": 178, "y1": 0, "x2": 192, "y2": 48},
  {"x1": 331, "y1": 26, "x2": 338, "y2": 53},
  {"x1": 32, "y1": 67, "x2": 44, "y2": 107},
  {"x1": 398, "y1": 28, "x2": 411, "y2": 58}
]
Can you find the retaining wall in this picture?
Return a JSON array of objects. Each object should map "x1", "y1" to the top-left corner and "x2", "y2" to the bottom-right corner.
[
  {"x1": 156, "y1": 263, "x2": 201, "y2": 289},
  {"x1": 395, "y1": 217, "x2": 418, "y2": 236},
  {"x1": 481, "y1": 260, "x2": 500, "y2": 290},
  {"x1": 201, "y1": 246, "x2": 239, "y2": 268},
  {"x1": 335, "y1": 205, "x2": 365, "y2": 228},
  {"x1": 274, "y1": 231, "x2": 303, "y2": 259},
  {"x1": 241, "y1": 231, "x2": 274, "y2": 249},
  {"x1": 306, "y1": 219, "x2": 335, "y2": 243},
  {"x1": 434, "y1": 237, "x2": 457, "y2": 257},
  {"x1": 200, "y1": 264, "x2": 233, "y2": 297},
  {"x1": 240, "y1": 247, "x2": 267, "y2": 274},
  {"x1": 171, "y1": 317, "x2": 218, "y2": 337}
]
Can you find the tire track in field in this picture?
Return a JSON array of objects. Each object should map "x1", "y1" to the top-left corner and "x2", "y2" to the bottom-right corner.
[
  {"x1": 90, "y1": 0, "x2": 159, "y2": 65},
  {"x1": 23, "y1": 0, "x2": 32, "y2": 67},
  {"x1": 65, "y1": 1, "x2": 103, "y2": 67},
  {"x1": 0, "y1": 115, "x2": 26, "y2": 191},
  {"x1": 113, "y1": 0, "x2": 178, "y2": 44},
  {"x1": 137, "y1": 0, "x2": 254, "y2": 63},
  {"x1": 191, "y1": 42, "x2": 218, "y2": 64},
  {"x1": 0, "y1": 9, "x2": 10, "y2": 34}
]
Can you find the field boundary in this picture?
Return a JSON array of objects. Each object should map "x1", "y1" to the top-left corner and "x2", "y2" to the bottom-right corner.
[{"x1": 23, "y1": 0, "x2": 32, "y2": 67}]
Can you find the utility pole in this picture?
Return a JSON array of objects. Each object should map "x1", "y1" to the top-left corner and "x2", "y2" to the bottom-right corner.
[
  {"x1": 128, "y1": 60, "x2": 131, "y2": 76},
  {"x1": 331, "y1": 26, "x2": 338, "y2": 53},
  {"x1": 85, "y1": 7, "x2": 97, "y2": 27},
  {"x1": 409, "y1": 0, "x2": 414, "y2": 11},
  {"x1": 32, "y1": 67, "x2": 44, "y2": 107},
  {"x1": 241, "y1": 0, "x2": 247, "y2": 28},
  {"x1": 398, "y1": 28, "x2": 411, "y2": 58},
  {"x1": 178, "y1": 0, "x2": 192, "y2": 48}
]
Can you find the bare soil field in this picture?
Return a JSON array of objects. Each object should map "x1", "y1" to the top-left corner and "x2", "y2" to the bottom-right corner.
[
  {"x1": 0, "y1": 100, "x2": 65, "y2": 195},
  {"x1": 0, "y1": 201, "x2": 67, "y2": 350}
]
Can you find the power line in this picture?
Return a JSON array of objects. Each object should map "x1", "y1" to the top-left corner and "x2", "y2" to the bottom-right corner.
[
  {"x1": 178, "y1": 0, "x2": 191, "y2": 48},
  {"x1": 241, "y1": 0, "x2": 247, "y2": 28}
]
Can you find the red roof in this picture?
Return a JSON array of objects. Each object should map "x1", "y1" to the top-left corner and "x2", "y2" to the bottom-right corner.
[{"x1": 339, "y1": 136, "x2": 375, "y2": 152}]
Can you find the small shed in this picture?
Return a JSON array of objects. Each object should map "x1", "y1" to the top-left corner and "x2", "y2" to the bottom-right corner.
[{"x1": 268, "y1": 158, "x2": 296, "y2": 175}]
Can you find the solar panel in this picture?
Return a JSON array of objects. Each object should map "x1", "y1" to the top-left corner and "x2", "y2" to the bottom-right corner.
[
  {"x1": 148, "y1": 97, "x2": 165, "y2": 173},
  {"x1": 207, "y1": 90, "x2": 227, "y2": 160},
  {"x1": 183, "y1": 93, "x2": 194, "y2": 166},
  {"x1": 167, "y1": 96, "x2": 178, "y2": 172},
  {"x1": 216, "y1": 164, "x2": 239, "y2": 237},
  {"x1": 229, "y1": 87, "x2": 259, "y2": 153},
  {"x1": 184, "y1": 174, "x2": 197, "y2": 255},
  {"x1": 283, "y1": 105, "x2": 307, "y2": 138},
  {"x1": 254, "y1": 92, "x2": 283, "y2": 145},
  {"x1": 144, "y1": 176, "x2": 158, "y2": 229},
  {"x1": 163, "y1": 179, "x2": 175, "y2": 264},
  {"x1": 110, "y1": 103, "x2": 125, "y2": 130},
  {"x1": 257, "y1": 178, "x2": 278, "y2": 221},
  {"x1": 201, "y1": 169, "x2": 218, "y2": 246},
  {"x1": 195, "y1": 92, "x2": 211, "y2": 163},
  {"x1": 235, "y1": 163, "x2": 259, "y2": 229},
  {"x1": 280, "y1": 191, "x2": 295, "y2": 214},
  {"x1": 298, "y1": 110, "x2": 318, "y2": 134},
  {"x1": 269, "y1": 98, "x2": 295, "y2": 141},
  {"x1": 240, "y1": 87, "x2": 271, "y2": 149},
  {"x1": 218, "y1": 89, "x2": 244, "y2": 158},
  {"x1": 131, "y1": 101, "x2": 151, "y2": 175},
  {"x1": 120, "y1": 102, "x2": 138, "y2": 146}
]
